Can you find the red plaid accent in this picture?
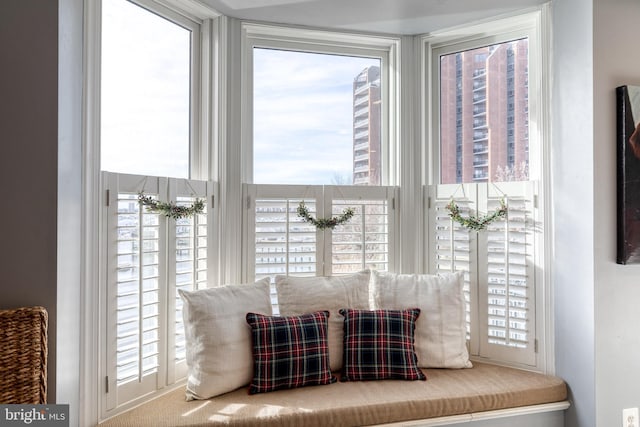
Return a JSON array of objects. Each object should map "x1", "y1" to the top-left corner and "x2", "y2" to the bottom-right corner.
[
  {"x1": 339, "y1": 308, "x2": 426, "y2": 381},
  {"x1": 246, "y1": 311, "x2": 336, "y2": 394}
]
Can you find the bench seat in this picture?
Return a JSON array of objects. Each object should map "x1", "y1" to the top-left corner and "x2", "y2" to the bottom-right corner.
[{"x1": 100, "y1": 362, "x2": 567, "y2": 427}]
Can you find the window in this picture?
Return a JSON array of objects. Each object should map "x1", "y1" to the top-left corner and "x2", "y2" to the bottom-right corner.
[
  {"x1": 99, "y1": 0, "x2": 214, "y2": 417},
  {"x1": 425, "y1": 12, "x2": 547, "y2": 369},
  {"x1": 101, "y1": 0, "x2": 196, "y2": 179},
  {"x1": 242, "y1": 24, "x2": 400, "y2": 286},
  {"x1": 253, "y1": 49, "x2": 381, "y2": 186}
]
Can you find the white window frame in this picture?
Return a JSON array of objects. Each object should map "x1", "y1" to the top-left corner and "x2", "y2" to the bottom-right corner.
[
  {"x1": 422, "y1": 8, "x2": 552, "y2": 372},
  {"x1": 234, "y1": 23, "x2": 402, "y2": 284},
  {"x1": 83, "y1": 0, "x2": 220, "y2": 422},
  {"x1": 240, "y1": 23, "x2": 401, "y2": 186}
]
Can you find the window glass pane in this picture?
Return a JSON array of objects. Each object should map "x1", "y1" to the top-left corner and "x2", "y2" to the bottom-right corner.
[
  {"x1": 253, "y1": 48, "x2": 381, "y2": 185},
  {"x1": 101, "y1": 0, "x2": 191, "y2": 178},
  {"x1": 439, "y1": 39, "x2": 529, "y2": 184}
]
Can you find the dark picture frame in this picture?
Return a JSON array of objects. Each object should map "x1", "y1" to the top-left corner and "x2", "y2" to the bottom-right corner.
[{"x1": 616, "y1": 85, "x2": 640, "y2": 264}]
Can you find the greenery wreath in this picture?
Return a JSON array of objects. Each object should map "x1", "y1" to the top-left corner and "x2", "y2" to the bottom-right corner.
[
  {"x1": 445, "y1": 198, "x2": 507, "y2": 231},
  {"x1": 138, "y1": 193, "x2": 205, "y2": 219},
  {"x1": 296, "y1": 201, "x2": 355, "y2": 230}
]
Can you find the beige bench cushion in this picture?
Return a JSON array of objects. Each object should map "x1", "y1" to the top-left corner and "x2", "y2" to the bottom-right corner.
[{"x1": 100, "y1": 362, "x2": 567, "y2": 427}]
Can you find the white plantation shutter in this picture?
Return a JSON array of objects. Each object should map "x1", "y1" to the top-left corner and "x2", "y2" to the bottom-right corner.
[
  {"x1": 166, "y1": 180, "x2": 213, "y2": 382},
  {"x1": 427, "y1": 182, "x2": 537, "y2": 366},
  {"x1": 245, "y1": 184, "x2": 397, "y2": 310},
  {"x1": 103, "y1": 172, "x2": 214, "y2": 411},
  {"x1": 326, "y1": 186, "x2": 397, "y2": 275},
  {"x1": 478, "y1": 182, "x2": 536, "y2": 365},
  {"x1": 104, "y1": 173, "x2": 166, "y2": 408},
  {"x1": 427, "y1": 184, "x2": 478, "y2": 343},
  {"x1": 244, "y1": 185, "x2": 323, "y2": 312}
]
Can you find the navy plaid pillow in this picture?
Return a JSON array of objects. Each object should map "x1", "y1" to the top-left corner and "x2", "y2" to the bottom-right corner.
[
  {"x1": 339, "y1": 308, "x2": 426, "y2": 382},
  {"x1": 246, "y1": 311, "x2": 336, "y2": 394}
]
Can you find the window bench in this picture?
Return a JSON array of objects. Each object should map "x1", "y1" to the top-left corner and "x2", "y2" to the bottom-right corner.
[{"x1": 100, "y1": 362, "x2": 568, "y2": 427}]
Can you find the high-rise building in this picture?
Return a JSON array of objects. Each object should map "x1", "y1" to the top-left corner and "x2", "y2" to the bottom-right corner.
[
  {"x1": 352, "y1": 66, "x2": 381, "y2": 185},
  {"x1": 440, "y1": 39, "x2": 529, "y2": 184}
]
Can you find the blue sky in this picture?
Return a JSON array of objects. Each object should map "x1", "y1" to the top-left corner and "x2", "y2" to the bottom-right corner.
[{"x1": 253, "y1": 49, "x2": 379, "y2": 185}]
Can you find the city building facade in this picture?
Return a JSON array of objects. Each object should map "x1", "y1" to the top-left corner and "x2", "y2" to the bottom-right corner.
[
  {"x1": 352, "y1": 66, "x2": 381, "y2": 185},
  {"x1": 440, "y1": 39, "x2": 529, "y2": 184}
]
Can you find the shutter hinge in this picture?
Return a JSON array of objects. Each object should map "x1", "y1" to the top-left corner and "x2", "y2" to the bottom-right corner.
[
  {"x1": 105, "y1": 376, "x2": 109, "y2": 393},
  {"x1": 428, "y1": 196, "x2": 432, "y2": 209},
  {"x1": 211, "y1": 195, "x2": 215, "y2": 209},
  {"x1": 106, "y1": 189, "x2": 110, "y2": 207},
  {"x1": 534, "y1": 339, "x2": 539, "y2": 353},
  {"x1": 392, "y1": 197, "x2": 395, "y2": 210},
  {"x1": 534, "y1": 194, "x2": 539, "y2": 209},
  {"x1": 246, "y1": 195, "x2": 252, "y2": 210}
]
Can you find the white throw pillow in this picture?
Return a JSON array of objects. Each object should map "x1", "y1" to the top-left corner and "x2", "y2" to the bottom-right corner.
[
  {"x1": 178, "y1": 278, "x2": 272, "y2": 400},
  {"x1": 372, "y1": 270, "x2": 472, "y2": 369},
  {"x1": 275, "y1": 270, "x2": 371, "y2": 371}
]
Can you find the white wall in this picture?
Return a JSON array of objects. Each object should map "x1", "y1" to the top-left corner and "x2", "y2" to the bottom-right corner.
[
  {"x1": 593, "y1": 0, "x2": 640, "y2": 425},
  {"x1": 551, "y1": 0, "x2": 596, "y2": 426},
  {"x1": 58, "y1": 0, "x2": 84, "y2": 424}
]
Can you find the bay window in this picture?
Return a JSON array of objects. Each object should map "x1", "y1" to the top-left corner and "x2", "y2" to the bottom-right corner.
[{"x1": 87, "y1": 6, "x2": 550, "y2": 424}]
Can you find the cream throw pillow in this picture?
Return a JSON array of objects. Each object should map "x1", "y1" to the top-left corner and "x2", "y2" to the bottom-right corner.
[
  {"x1": 179, "y1": 278, "x2": 272, "y2": 400},
  {"x1": 372, "y1": 270, "x2": 472, "y2": 369},
  {"x1": 275, "y1": 270, "x2": 371, "y2": 371}
]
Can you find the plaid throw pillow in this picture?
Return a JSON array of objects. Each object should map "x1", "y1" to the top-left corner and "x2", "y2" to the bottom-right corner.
[
  {"x1": 339, "y1": 308, "x2": 426, "y2": 382},
  {"x1": 246, "y1": 311, "x2": 336, "y2": 394}
]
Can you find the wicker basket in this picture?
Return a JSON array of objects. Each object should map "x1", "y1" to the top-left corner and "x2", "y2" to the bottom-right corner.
[{"x1": 0, "y1": 306, "x2": 48, "y2": 404}]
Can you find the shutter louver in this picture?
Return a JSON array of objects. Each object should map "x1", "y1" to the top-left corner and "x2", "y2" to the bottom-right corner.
[
  {"x1": 428, "y1": 185, "x2": 475, "y2": 340},
  {"x1": 479, "y1": 182, "x2": 536, "y2": 364},
  {"x1": 173, "y1": 196, "x2": 208, "y2": 365},
  {"x1": 255, "y1": 198, "x2": 317, "y2": 279},
  {"x1": 115, "y1": 192, "x2": 162, "y2": 385},
  {"x1": 253, "y1": 195, "x2": 318, "y2": 313},
  {"x1": 331, "y1": 199, "x2": 390, "y2": 274}
]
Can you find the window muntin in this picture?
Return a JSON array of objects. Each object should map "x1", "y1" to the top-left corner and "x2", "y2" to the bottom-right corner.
[
  {"x1": 253, "y1": 48, "x2": 382, "y2": 185},
  {"x1": 101, "y1": 0, "x2": 194, "y2": 178},
  {"x1": 439, "y1": 39, "x2": 529, "y2": 185}
]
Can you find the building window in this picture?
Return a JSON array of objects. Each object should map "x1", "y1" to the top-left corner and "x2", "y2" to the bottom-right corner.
[
  {"x1": 439, "y1": 38, "x2": 529, "y2": 185},
  {"x1": 425, "y1": 12, "x2": 547, "y2": 369}
]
